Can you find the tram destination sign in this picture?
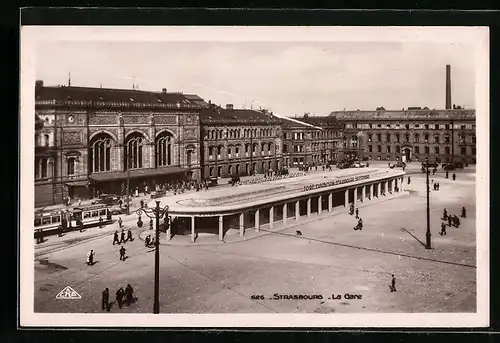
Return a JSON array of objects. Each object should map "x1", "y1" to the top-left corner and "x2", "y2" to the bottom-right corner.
[{"x1": 303, "y1": 174, "x2": 371, "y2": 192}]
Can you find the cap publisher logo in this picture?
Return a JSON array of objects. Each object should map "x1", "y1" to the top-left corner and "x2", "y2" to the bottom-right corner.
[{"x1": 56, "y1": 286, "x2": 81, "y2": 299}]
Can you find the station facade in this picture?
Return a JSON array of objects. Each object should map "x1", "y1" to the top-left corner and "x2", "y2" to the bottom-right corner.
[{"x1": 34, "y1": 81, "x2": 206, "y2": 207}]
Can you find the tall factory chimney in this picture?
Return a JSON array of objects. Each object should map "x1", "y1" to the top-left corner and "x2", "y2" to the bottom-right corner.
[{"x1": 445, "y1": 64, "x2": 452, "y2": 109}]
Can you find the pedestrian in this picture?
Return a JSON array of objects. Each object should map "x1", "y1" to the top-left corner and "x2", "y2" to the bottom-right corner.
[
  {"x1": 112, "y1": 231, "x2": 119, "y2": 245},
  {"x1": 443, "y1": 208, "x2": 448, "y2": 220},
  {"x1": 140, "y1": 199, "x2": 144, "y2": 208},
  {"x1": 125, "y1": 284, "x2": 135, "y2": 306},
  {"x1": 102, "y1": 288, "x2": 110, "y2": 311},
  {"x1": 350, "y1": 203, "x2": 354, "y2": 215},
  {"x1": 116, "y1": 287, "x2": 125, "y2": 309},
  {"x1": 432, "y1": 169, "x2": 436, "y2": 175},
  {"x1": 120, "y1": 229, "x2": 125, "y2": 244},
  {"x1": 448, "y1": 215, "x2": 452, "y2": 227},
  {"x1": 454, "y1": 215, "x2": 460, "y2": 228},
  {"x1": 144, "y1": 235, "x2": 151, "y2": 247},
  {"x1": 127, "y1": 228, "x2": 133, "y2": 242},
  {"x1": 357, "y1": 218, "x2": 363, "y2": 230},
  {"x1": 446, "y1": 171, "x2": 449, "y2": 179},
  {"x1": 390, "y1": 274, "x2": 396, "y2": 292},
  {"x1": 407, "y1": 176, "x2": 411, "y2": 185},
  {"x1": 99, "y1": 216, "x2": 103, "y2": 228},
  {"x1": 118, "y1": 217, "x2": 123, "y2": 228},
  {"x1": 437, "y1": 183, "x2": 440, "y2": 191},
  {"x1": 452, "y1": 173, "x2": 456, "y2": 181},
  {"x1": 461, "y1": 207, "x2": 466, "y2": 218},
  {"x1": 86, "y1": 249, "x2": 95, "y2": 266},
  {"x1": 119, "y1": 246, "x2": 126, "y2": 261},
  {"x1": 355, "y1": 208, "x2": 359, "y2": 219},
  {"x1": 440, "y1": 222, "x2": 447, "y2": 236},
  {"x1": 150, "y1": 237, "x2": 156, "y2": 247},
  {"x1": 150, "y1": 218, "x2": 154, "y2": 230}
]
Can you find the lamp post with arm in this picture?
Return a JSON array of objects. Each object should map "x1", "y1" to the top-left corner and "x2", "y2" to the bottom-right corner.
[
  {"x1": 136, "y1": 201, "x2": 169, "y2": 314},
  {"x1": 425, "y1": 155, "x2": 431, "y2": 249}
]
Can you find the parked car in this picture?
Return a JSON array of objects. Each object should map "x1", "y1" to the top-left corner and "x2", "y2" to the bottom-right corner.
[
  {"x1": 92, "y1": 194, "x2": 123, "y2": 206},
  {"x1": 395, "y1": 161, "x2": 406, "y2": 168},
  {"x1": 422, "y1": 161, "x2": 438, "y2": 168},
  {"x1": 444, "y1": 162, "x2": 464, "y2": 170}
]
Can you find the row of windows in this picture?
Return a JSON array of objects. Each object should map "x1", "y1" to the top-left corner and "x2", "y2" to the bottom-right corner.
[
  {"x1": 365, "y1": 133, "x2": 476, "y2": 145},
  {"x1": 205, "y1": 128, "x2": 276, "y2": 140},
  {"x1": 367, "y1": 145, "x2": 476, "y2": 155},
  {"x1": 346, "y1": 123, "x2": 476, "y2": 130},
  {"x1": 208, "y1": 160, "x2": 280, "y2": 177},
  {"x1": 208, "y1": 142, "x2": 276, "y2": 157}
]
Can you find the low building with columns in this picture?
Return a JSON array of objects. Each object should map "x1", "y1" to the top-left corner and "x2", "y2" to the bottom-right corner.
[
  {"x1": 199, "y1": 104, "x2": 284, "y2": 179},
  {"x1": 156, "y1": 167, "x2": 405, "y2": 242},
  {"x1": 34, "y1": 81, "x2": 207, "y2": 207}
]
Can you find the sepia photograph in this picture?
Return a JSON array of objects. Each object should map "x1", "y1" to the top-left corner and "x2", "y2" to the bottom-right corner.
[{"x1": 19, "y1": 26, "x2": 489, "y2": 328}]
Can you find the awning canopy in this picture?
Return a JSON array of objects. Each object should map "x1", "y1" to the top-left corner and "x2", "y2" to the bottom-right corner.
[
  {"x1": 65, "y1": 181, "x2": 89, "y2": 187},
  {"x1": 88, "y1": 167, "x2": 189, "y2": 183}
]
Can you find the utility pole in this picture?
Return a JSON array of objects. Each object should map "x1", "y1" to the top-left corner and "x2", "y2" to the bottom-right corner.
[{"x1": 425, "y1": 156, "x2": 432, "y2": 249}]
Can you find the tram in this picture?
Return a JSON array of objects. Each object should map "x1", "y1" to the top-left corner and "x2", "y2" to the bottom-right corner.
[{"x1": 34, "y1": 204, "x2": 113, "y2": 239}]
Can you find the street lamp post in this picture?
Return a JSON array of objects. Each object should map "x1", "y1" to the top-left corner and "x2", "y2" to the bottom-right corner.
[
  {"x1": 425, "y1": 156, "x2": 432, "y2": 249},
  {"x1": 136, "y1": 201, "x2": 169, "y2": 314}
]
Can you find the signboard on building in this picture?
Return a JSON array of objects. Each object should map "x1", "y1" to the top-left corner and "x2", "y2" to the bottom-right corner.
[{"x1": 304, "y1": 174, "x2": 370, "y2": 191}]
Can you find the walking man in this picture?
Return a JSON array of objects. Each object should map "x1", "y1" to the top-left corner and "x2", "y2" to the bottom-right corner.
[
  {"x1": 119, "y1": 246, "x2": 126, "y2": 261},
  {"x1": 99, "y1": 216, "x2": 104, "y2": 228},
  {"x1": 454, "y1": 215, "x2": 460, "y2": 228},
  {"x1": 118, "y1": 217, "x2": 123, "y2": 228},
  {"x1": 112, "y1": 231, "x2": 119, "y2": 245},
  {"x1": 120, "y1": 229, "x2": 125, "y2": 244},
  {"x1": 127, "y1": 228, "x2": 133, "y2": 242},
  {"x1": 443, "y1": 208, "x2": 448, "y2": 220},
  {"x1": 448, "y1": 215, "x2": 453, "y2": 227},
  {"x1": 390, "y1": 274, "x2": 396, "y2": 292},
  {"x1": 407, "y1": 176, "x2": 411, "y2": 185},
  {"x1": 440, "y1": 222, "x2": 447, "y2": 236},
  {"x1": 452, "y1": 173, "x2": 456, "y2": 181},
  {"x1": 116, "y1": 287, "x2": 125, "y2": 309},
  {"x1": 355, "y1": 208, "x2": 359, "y2": 219},
  {"x1": 125, "y1": 284, "x2": 135, "y2": 306},
  {"x1": 144, "y1": 235, "x2": 151, "y2": 247},
  {"x1": 102, "y1": 288, "x2": 110, "y2": 311},
  {"x1": 86, "y1": 249, "x2": 95, "y2": 266},
  {"x1": 446, "y1": 171, "x2": 449, "y2": 179},
  {"x1": 461, "y1": 207, "x2": 466, "y2": 218}
]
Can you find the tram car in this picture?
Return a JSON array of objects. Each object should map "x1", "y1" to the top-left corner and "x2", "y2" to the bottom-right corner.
[{"x1": 34, "y1": 204, "x2": 112, "y2": 239}]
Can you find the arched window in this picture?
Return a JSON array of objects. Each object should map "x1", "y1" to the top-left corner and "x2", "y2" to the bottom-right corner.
[
  {"x1": 90, "y1": 135, "x2": 112, "y2": 173},
  {"x1": 268, "y1": 143, "x2": 272, "y2": 152},
  {"x1": 156, "y1": 132, "x2": 173, "y2": 167},
  {"x1": 44, "y1": 134, "x2": 50, "y2": 147},
  {"x1": 125, "y1": 133, "x2": 144, "y2": 170},
  {"x1": 67, "y1": 158, "x2": 75, "y2": 175},
  {"x1": 186, "y1": 149, "x2": 193, "y2": 166},
  {"x1": 211, "y1": 131, "x2": 215, "y2": 140}
]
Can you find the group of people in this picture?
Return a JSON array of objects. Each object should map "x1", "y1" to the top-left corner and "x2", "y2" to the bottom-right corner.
[
  {"x1": 113, "y1": 228, "x2": 133, "y2": 245},
  {"x1": 298, "y1": 163, "x2": 333, "y2": 172},
  {"x1": 432, "y1": 181, "x2": 441, "y2": 191},
  {"x1": 350, "y1": 203, "x2": 363, "y2": 231},
  {"x1": 101, "y1": 284, "x2": 136, "y2": 311},
  {"x1": 440, "y1": 207, "x2": 466, "y2": 235},
  {"x1": 144, "y1": 234, "x2": 156, "y2": 248}
]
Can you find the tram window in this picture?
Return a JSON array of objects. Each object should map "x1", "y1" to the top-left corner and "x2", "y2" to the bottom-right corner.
[
  {"x1": 84, "y1": 212, "x2": 91, "y2": 219},
  {"x1": 52, "y1": 216, "x2": 61, "y2": 223},
  {"x1": 92, "y1": 211, "x2": 99, "y2": 217},
  {"x1": 42, "y1": 217, "x2": 52, "y2": 225},
  {"x1": 73, "y1": 212, "x2": 82, "y2": 220},
  {"x1": 34, "y1": 218, "x2": 41, "y2": 226},
  {"x1": 99, "y1": 209, "x2": 107, "y2": 216}
]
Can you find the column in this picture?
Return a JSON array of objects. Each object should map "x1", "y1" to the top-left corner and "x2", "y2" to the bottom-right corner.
[
  {"x1": 328, "y1": 193, "x2": 333, "y2": 212},
  {"x1": 269, "y1": 206, "x2": 274, "y2": 228},
  {"x1": 307, "y1": 198, "x2": 311, "y2": 217},
  {"x1": 239, "y1": 212, "x2": 244, "y2": 236},
  {"x1": 395, "y1": 178, "x2": 398, "y2": 192},
  {"x1": 388, "y1": 179, "x2": 392, "y2": 192},
  {"x1": 255, "y1": 209, "x2": 260, "y2": 232},
  {"x1": 362, "y1": 186, "x2": 366, "y2": 202},
  {"x1": 384, "y1": 181, "x2": 388, "y2": 195},
  {"x1": 369, "y1": 184, "x2": 373, "y2": 199},
  {"x1": 295, "y1": 201, "x2": 300, "y2": 221},
  {"x1": 353, "y1": 187, "x2": 357, "y2": 205},
  {"x1": 218, "y1": 215, "x2": 223, "y2": 241},
  {"x1": 283, "y1": 204, "x2": 287, "y2": 224},
  {"x1": 377, "y1": 183, "x2": 381, "y2": 197},
  {"x1": 318, "y1": 196, "x2": 322, "y2": 215},
  {"x1": 344, "y1": 189, "x2": 349, "y2": 207},
  {"x1": 191, "y1": 216, "x2": 195, "y2": 243}
]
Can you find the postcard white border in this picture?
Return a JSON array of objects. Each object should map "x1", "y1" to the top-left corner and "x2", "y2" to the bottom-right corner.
[{"x1": 19, "y1": 26, "x2": 490, "y2": 328}]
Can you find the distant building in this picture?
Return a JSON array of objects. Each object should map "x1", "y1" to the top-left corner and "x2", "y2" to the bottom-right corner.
[
  {"x1": 329, "y1": 108, "x2": 476, "y2": 164},
  {"x1": 199, "y1": 104, "x2": 283, "y2": 178}
]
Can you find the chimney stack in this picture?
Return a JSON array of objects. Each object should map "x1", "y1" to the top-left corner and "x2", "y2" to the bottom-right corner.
[
  {"x1": 162, "y1": 88, "x2": 167, "y2": 94},
  {"x1": 446, "y1": 64, "x2": 452, "y2": 109},
  {"x1": 226, "y1": 104, "x2": 234, "y2": 110},
  {"x1": 35, "y1": 80, "x2": 43, "y2": 89}
]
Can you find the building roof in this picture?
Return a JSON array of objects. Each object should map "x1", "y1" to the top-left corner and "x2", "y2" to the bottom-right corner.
[
  {"x1": 35, "y1": 83, "x2": 208, "y2": 109},
  {"x1": 280, "y1": 117, "x2": 316, "y2": 129},
  {"x1": 329, "y1": 109, "x2": 476, "y2": 121},
  {"x1": 298, "y1": 116, "x2": 344, "y2": 129},
  {"x1": 200, "y1": 106, "x2": 283, "y2": 125}
]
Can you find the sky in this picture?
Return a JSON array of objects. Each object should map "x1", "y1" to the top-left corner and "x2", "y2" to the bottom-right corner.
[{"x1": 35, "y1": 40, "x2": 476, "y2": 116}]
